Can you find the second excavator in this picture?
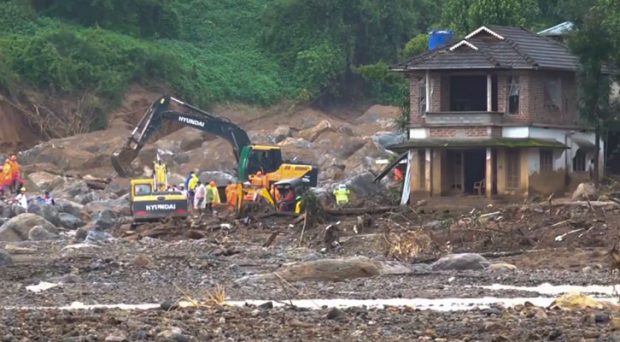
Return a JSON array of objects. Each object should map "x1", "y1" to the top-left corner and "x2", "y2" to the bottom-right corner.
[{"x1": 112, "y1": 96, "x2": 318, "y2": 211}]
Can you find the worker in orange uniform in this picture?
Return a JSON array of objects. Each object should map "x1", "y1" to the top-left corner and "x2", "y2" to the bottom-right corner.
[
  {"x1": 225, "y1": 181, "x2": 238, "y2": 210},
  {"x1": 8, "y1": 155, "x2": 22, "y2": 193},
  {"x1": 0, "y1": 164, "x2": 5, "y2": 197},
  {"x1": 250, "y1": 171, "x2": 264, "y2": 188}
]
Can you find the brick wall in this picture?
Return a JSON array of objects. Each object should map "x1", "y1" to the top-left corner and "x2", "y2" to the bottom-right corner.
[
  {"x1": 527, "y1": 70, "x2": 580, "y2": 126},
  {"x1": 429, "y1": 127, "x2": 490, "y2": 138},
  {"x1": 408, "y1": 73, "x2": 424, "y2": 125}
]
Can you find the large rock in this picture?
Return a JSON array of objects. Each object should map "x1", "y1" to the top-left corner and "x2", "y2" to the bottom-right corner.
[
  {"x1": 52, "y1": 180, "x2": 90, "y2": 200},
  {"x1": 0, "y1": 249, "x2": 13, "y2": 266},
  {"x1": 0, "y1": 213, "x2": 58, "y2": 242},
  {"x1": 58, "y1": 213, "x2": 84, "y2": 230},
  {"x1": 92, "y1": 210, "x2": 119, "y2": 231},
  {"x1": 297, "y1": 120, "x2": 333, "y2": 142},
  {"x1": 431, "y1": 253, "x2": 490, "y2": 271},
  {"x1": 314, "y1": 132, "x2": 366, "y2": 159},
  {"x1": 28, "y1": 172, "x2": 64, "y2": 191},
  {"x1": 0, "y1": 201, "x2": 12, "y2": 219},
  {"x1": 342, "y1": 172, "x2": 387, "y2": 200},
  {"x1": 572, "y1": 182, "x2": 596, "y2": 200},
  {"x1": 372, "y1": 131, "x2": 406, "y2": 149},
  {"x1": 199, "y1": 171, "x2": 236, "y2": 186},
  {"x1": 278, "y1": 137, "x2": 315, "y2": 149},
  {"x1": 28, "y1": 225, "x2": 61, "y2": 241},
  {"x1": 55, "y1": 199, "x2": 84, "y2": 218},
  {"x1": 272, "y1": 125, "x2": 292, "y2": 143},
  {"x1": 27, "y1": 203, "x2": 61, "y2": 227}
]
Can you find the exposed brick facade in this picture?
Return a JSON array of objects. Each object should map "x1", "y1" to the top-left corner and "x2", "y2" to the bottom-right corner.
[
  {"x1": 429, "y1": 127, "x2": 490, "y2": 138},
  {"x1": 408, "y1": 69, "x2": 581, "y2": 134}
]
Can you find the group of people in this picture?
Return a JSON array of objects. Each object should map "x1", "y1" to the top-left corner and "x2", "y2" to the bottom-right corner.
[
  {"x1": 0, "y1": 155, "x2": 23, "y2": 197},
  {"x1": 184, "y1": 171, "x2": 223, "y2": 213}
]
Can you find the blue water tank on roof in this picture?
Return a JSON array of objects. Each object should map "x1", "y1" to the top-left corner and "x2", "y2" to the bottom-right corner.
[{"x1": 428, "y1": 30, "x2": 454, "y2": 50}]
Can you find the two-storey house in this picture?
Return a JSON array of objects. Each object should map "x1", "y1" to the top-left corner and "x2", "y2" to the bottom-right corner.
[{"x1": 391, "y1": 25, "x2": 603, "y2": 197}]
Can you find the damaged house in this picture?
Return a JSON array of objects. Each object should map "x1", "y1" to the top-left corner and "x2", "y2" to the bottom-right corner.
[{"x1": 390, "y1": 25, "x2": 604, "y2": 198}]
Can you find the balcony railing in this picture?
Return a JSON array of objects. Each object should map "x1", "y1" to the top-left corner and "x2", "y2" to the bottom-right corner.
[{"x1": 424, "y1": 111, "x2": 503, "y2": 126}]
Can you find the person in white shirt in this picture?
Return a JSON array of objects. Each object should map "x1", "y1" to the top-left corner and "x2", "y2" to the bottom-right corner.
[
  {"x1": 15, "y1": 187, "x2": 28, "y2": 210},
  {"x1": 193, "y1": 181, "x2": 206, "y2": 213}
]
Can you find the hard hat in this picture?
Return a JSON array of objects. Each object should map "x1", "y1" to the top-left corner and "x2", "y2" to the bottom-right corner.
[
  {"x1": 296, "y1": 196, "x2": 302, "y2": 201},
  {"x1": 338, "y1": 184, "x2": 347, "y2": 190},
  {"x1": 256, "y1": 171, "x2": 263, "y2": 176},
  {"x1": 179, "y1": 183, "x2": 185, "y2": 188},
  {"x1": 20, "y1": 187, "x2": 26, "y2": 192}
]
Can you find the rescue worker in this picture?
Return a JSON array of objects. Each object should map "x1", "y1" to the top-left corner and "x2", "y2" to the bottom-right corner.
[
  {"x1": 187, "y1": 172, "x2": 199, "y2": 207},
  {"x1": 178, "y1": 184, "x2": 187, "y2": 197},
  {"x1": 333, "y1": 184, "x2": 350, "y2": 206},
  {"x1": 394, "y1": 166, "x2": 404, "y2": 182},
  {"x1": 153, "y1": 159, "x2": 167, "y2": 192},
  {"x1": 15, "y1": 187, "x2": 28, "y2": 210},
  {"x1": 225, "y1": 181, "x2": 238, "y2": 210},
  {"x1": 9, "y1": 155, "x2": 21, "y2": 192},
  {"x1": 194, "y1": 181, "x2": 206, "y2": 213},
  {"x1": 0, "y1": 164, "x2": 5, "y2": 197},
  {"x1": 43, "y1": 191, "x2": 55, "y2": 205},
  {"x1": 279, "y1": 186, "x2": 295, "y2": 212},
  {"x1": 295, "y1": 195, "x2": 303, "y2": 215},
  {"x1": 205, "y1": 181, "x2": 219, "y2": 213}
]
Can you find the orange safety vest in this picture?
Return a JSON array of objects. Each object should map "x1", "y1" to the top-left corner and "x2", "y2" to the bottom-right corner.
[
  {"x1": 2, "y1": 162, "x2": 12, "y2": 183},
  {"x1": 9, "y1": 160, "x2": 20, "y2": 179}
]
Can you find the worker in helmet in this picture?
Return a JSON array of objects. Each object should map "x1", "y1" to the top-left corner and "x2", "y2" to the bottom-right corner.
[
  {"x1": 295, "y1": 195, "x2": 303, "y2": 215},
  {"x1": 205, "y1": 181, "x2": 221, "y2": 213},
  {"x1": 333, "y1": 184, "x2": 350, "y2": 206},
  {"x1": 251, "y1": 171, "x2": 264, "y2": 188},
  {"x1": 153, "y1": 159, "x2": 167, "y2": 192},
  {"x1": 15, "y1": 187, "x2": 28, "y2": 209},
  {"x1": 225, "y1": 181, "x2": 238, "y2": 210},
  {"x1": 2, "y1": 159, "x2": 13, "y2": 194}
]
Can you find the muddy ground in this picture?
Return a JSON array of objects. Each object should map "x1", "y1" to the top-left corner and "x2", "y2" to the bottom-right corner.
[{"x1": 3, "y1": 200, "x2": 620, "y2": 341}]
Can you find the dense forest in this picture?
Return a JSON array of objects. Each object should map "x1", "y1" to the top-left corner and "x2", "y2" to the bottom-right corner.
[{"x1": 0, "y1": 0, "x2": 618, "y2": 131}]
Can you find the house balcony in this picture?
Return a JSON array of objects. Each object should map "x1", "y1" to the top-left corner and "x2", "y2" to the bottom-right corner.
[{"x1": 424, "y1": 111, "x2": 504, "y2": 126}]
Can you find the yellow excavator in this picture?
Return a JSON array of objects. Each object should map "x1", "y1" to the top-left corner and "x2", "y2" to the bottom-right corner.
[
  {"x1": 129, "y1": 157, "x2": 189, "y2": 221},
  {"x1": 113, "y1": 96, "x2": 318, "y2": 214}
]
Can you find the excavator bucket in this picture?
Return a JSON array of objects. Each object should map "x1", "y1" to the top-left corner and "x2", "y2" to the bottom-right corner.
[{"x1": 111, "y1": 148, "x2": 139, "y2": 178}]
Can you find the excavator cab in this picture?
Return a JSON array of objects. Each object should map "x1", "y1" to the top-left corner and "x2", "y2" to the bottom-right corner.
[{"x1": 238, "y1": 145, "x2": 283, "y2": 181}]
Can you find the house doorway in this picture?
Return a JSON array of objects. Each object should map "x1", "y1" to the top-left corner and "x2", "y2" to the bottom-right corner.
[{"x1": 464, "y1": 149, "x2": 486, "y2": 193}]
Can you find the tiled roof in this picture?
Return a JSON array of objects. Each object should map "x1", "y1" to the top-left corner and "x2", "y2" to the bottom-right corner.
[{"x1": 396, "y1": 26, "x2": 578, "y2": 71}]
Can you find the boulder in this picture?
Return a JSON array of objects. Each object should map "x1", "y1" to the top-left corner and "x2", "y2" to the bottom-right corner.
[
  {"x1": 27, "y1": 203, "x2": 61, "y2": 227},
  {"x1": 12, "y1": 205, "x2": 26, "y2": 216},
  {"x1": 314, "y1": 132, "x2": 366, "y2": 159},
  {"x1": 92, "y1": 210, "x2": 119, "y2": 231},
  {"x1": 53, "y1": 180, "x2": 90, "y2": 199},
  {"x1": 0, "y1": 213, "x2": 57, "y2": 242},
  {"x1": 272, "y1": 125, "x2": 292, "y2": 143},
  {"x1": 278, "y1": 137, "x2": 315, "y2": 149},
  {"x1": 572, "y1": 182, "x2": 596, "y2": 200},
  {"x1": 58, "y1": 213, "x2": 84, "y2": 230},
  {"x1": 0, "y1": 201, "x2": 11, "y2": 218},
  {"x1": 0, "y1": 249, "x2": 13, "y2": 266},
  {"x1": 55, "y1": 199, "x2": 84, "y2": 218},
  {"x1": 372, "y1": 131, "x2": 406, "y2": 149},
  {"x1": 431, "y1": 253, "x2": 490, "y2": 271},
  {"x1": 297, "y1": 120, "x2": 332, "y2": 142},
  {"x1": 343, "y1": 172, "x2": 388, "y2": 200},
  {"x1": 28, "y1": 171, "x2": 64, "y2": 191},
  {"x1": 199, "y1": 171, "x2": 236, "y2": 186},
  {"x1": 487, "y1": 262, "x2": 518, "y2": 272},
  {"x1": 28, "y1": 225, "x2": 61, "y2": 241}
]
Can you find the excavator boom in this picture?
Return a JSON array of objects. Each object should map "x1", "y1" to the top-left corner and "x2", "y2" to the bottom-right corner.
[{"x1": 112, "y1": 96, "x2": 251, "y2": 177}]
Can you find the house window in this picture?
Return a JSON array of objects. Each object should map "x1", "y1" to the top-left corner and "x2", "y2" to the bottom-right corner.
[
  {"x1": 573, "y1": 149, "x2": 586, "y2": 172},
  {"x1": 418, "y1": 81, "x2": 426, "y2": 116},
  {"x1": 508, "y1": 76, "x2": 520, "y2": 114},
  {"x1": 540, "y1": 149, "x2": 553, "y2": 172},
  {"x1": 544, "y1": 77, "x2": 562, "y2": 111},
  {"x1": 506, "y1": 149, "x2": 520, "y2": 190}
]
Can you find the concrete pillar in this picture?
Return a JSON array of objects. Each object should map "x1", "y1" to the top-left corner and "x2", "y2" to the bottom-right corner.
[
  {"x1": 485, "y1": 148, "x2": 493, "y2": 198},
  {"x1": 411, "y1": 150, "x2": 420, "y2": 192},
  {"x1": 487, "y1": 74, "x2": 492, "y2": 112},
  {"x1": 432, "y1": 149, "x2": 443, "y2": 196},
  {"x1": 425, "y1": 148, "x2": 432, "y2": 194}
]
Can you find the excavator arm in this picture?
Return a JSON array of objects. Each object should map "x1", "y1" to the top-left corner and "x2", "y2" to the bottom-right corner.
[{"x1": 112, "y1": 96, "x2": 251, "y2": 177}]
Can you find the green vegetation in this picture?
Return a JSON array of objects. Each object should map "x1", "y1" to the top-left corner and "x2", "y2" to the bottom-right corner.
[{"x1": 0, "y1": 0, "x2": 616, "y2": 135}]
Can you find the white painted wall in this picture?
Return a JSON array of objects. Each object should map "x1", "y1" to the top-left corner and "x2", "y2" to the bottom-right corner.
[
  {"x1": 410, "y1": 128, "x2": 428, "y2": 139},
  {"x1": 502, "y1": 126, "x2": 604, "y2": 177}
]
